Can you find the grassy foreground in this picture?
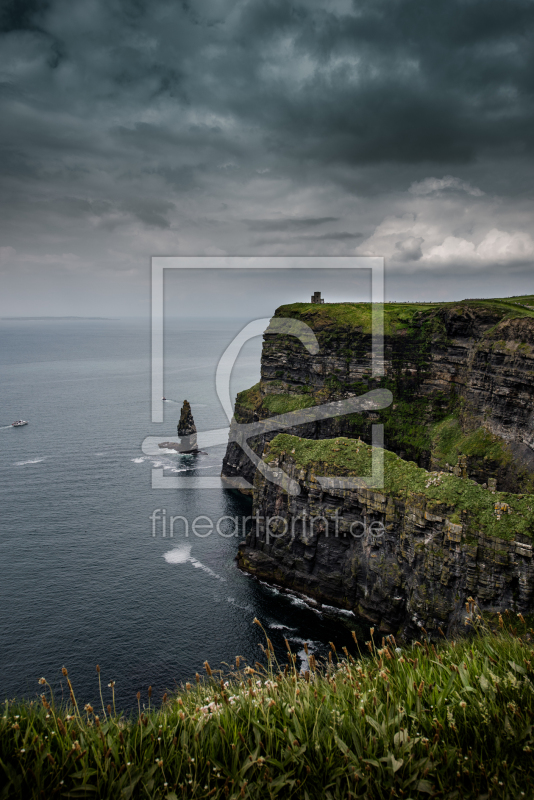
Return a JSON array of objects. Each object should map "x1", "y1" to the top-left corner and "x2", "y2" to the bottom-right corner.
[{"x1": 2, "y1": 611, "x2": 534, "y2": 799}]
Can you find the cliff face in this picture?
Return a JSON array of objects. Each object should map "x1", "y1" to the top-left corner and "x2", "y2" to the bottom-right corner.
[
  {"x1": 237, "y1": 435, "x2": 534, "y2": 639},
  {"x1": 222, "y1": 300, "x2": 534, "y2": 493}
]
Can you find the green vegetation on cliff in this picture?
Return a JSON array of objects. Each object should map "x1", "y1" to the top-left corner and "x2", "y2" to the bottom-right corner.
[
  {"x1": 3, "y1": 616, "x2": 534, "y2": 799},
  {"x1": 236, "y1": 383, "x2": 315, "y2": 415},
  {"x1": 262, "y1": 394, "x2": 315, "y2": 415},
  {"x1": 274, "y1": 296, "x2": 534, "y2": 336},
  {"x1": 267, "y1": 434, "x2": 534, "y2": 541},
  {"x1": 235, "y1": 383, "x2": 262, "y2": 410},
  {"x1": 431, "y1": 417, "x2": 514, "y2": 469}
]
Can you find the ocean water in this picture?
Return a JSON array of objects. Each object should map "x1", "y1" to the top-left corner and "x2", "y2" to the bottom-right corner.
[{"x1": 0, "y1": 318, "x2": 360, "y2": 711}]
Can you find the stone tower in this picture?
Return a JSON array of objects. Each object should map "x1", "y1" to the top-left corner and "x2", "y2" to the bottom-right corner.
[{"x1": 311, "y1": 291, "x2": 324, "y2": 304}]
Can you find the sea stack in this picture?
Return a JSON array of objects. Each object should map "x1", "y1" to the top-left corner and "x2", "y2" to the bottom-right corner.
[
  {"x1": 158, "y1": 400, "x2": 203, "y2": 452},
  {"x1": 177, "y1": 400, "x2": 198, "y2": 451}
]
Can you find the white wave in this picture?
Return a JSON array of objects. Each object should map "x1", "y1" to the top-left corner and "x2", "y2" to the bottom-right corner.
[
  {"x1": 149, "y1": 459, "x2": 173, "y2": 469},
  {"x1": 268, "y1": 623, "x2": 295, "y2": 631},
  {"x1": 163, "y1": 544, "x2": 192, "y2": 564},
  {"x1": 14, "y1": 457, "x2": 46, "y2": 466},
  {"x1": 289, "y1": 636, "x2": 321, "y2": 651},
  {"x1": 227, "y1": 597, "x2": 254, "y2": 612},
  {"x1": 321, "y1": 603, "x2": 355, "y2": 617},
  {"x1": 163, "y1": 545, "x2": 226, "y2": 581},
  {"x1": 288, "y1": 596, "x2": 310, "y2": 609},
  {"x1": 259, "y1": 581, "x2": 280, "y2": 595},
  {"x1": 257, "y1": 581, "x2": 323, "y2": 616},
  {"x1": 293, "y1": 639, "x2": 323, "y2": 673},
  {"x1": 169, "y1": 465, "x2": 219, "y2": 473},
  {"x1": 190, "y1": 558, "x2": 226, "y2": 581},
  {"x1": 132, "y1": 453, "x2": 219, "y2": 471}
]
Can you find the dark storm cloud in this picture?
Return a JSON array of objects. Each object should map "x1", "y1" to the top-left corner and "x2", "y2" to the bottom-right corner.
[
  {"x1": 206, "y1": 0, "x2": 534, "y2": 166},
  {"x1": 3, "y1": 0, "x2": 534, "y2": 175},
  {"x1": 2, "y1": 0, "x2": 534, "y2": 314},
  {"x1": 0, "y1": 0, "x2": 51, "y2": 33}
]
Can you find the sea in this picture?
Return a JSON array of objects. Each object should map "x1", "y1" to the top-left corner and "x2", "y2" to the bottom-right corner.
[{"x1": 0, "y1": 318, "x2": 363, "y2": 712}]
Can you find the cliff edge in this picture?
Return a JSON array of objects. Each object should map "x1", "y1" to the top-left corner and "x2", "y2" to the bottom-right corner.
[
  {"x1": 223, "y1": 295, "x2": 534, "y2": 635},
  {"x1": 237, "y1": 434, "x2": 534, "y2": 639}
]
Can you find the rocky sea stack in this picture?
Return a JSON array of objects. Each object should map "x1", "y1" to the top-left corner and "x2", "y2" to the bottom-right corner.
[
  {"x1": 159, "y1": 400, "x2": 201, "y2": 452},
  {"x1": 177, "y1": 400, "x2": 197, "y2": 437}
]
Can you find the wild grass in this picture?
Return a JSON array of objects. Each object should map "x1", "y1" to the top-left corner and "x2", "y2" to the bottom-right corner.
[
  {"x1": 274, "y1": 302, "x2": 434, "y2": 336},
  {"x1": 2, "y1": 612, "x2": 534, "y2": 799},
  {"x1": 235, "y1": 383, "x2": 262, "y2": 411},
  {"x1": 431, "y1": 418, "x2": 514, "y2": 469},
  {"x1": 274, "y1": 299, "x2": 534, "y2": 336},
  {"x1": 267, "y1": 434, "x2": 534, "y2": 540},
  {"x1": 234, "y1": 384, "x2": 315, "y2": 417},
  {"x1": 261, "y1": 394, "x2": 315, "y2": 415}
]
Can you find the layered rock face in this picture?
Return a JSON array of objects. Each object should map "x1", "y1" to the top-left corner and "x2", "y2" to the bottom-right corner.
[
  {"x1": 223, "y1": 299, "x2": 534, "y2": 634},
  {"x1": 238, "y1": 436, "x2": 534, "y2": 639},
  {"x1": 222, "y1": 301, "x2": 534, "y2": 493}
]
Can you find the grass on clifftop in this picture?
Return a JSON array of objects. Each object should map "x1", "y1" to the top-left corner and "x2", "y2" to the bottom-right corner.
[
  {"x1": 274, "y1": 297, "x2": 534, "y2": 336},
  {"x1": 267, "y1": 434, "x2": 534, "y2": 540},
  {"x1": 3, "y1": 613, "x2": 534, "y2": 799},
  {"x1": 274, "y1": 302, "x2": 431, "y2": 336}
]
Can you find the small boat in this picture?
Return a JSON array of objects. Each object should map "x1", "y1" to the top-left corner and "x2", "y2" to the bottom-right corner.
[
  {"x1": 12, "y1": 420, "x2": 28, "y2": 427},
  {"x1": 162, "y1": 397, "x2": 167, "y2": 401}
]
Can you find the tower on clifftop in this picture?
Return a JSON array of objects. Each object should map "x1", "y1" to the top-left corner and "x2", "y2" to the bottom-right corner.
[{"x1": 311, "y1": 291, "x2": 324, "y2": 304}]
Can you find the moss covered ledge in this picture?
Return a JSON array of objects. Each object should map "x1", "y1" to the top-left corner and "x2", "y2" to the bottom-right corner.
[{"x1": 266, "y1": 434, "x2": 534, "y2": 542}]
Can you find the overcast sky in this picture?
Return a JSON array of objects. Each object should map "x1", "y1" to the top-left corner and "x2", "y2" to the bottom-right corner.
[{"x1": 1, "y1": 0, "x2": 534, "y2": 316}]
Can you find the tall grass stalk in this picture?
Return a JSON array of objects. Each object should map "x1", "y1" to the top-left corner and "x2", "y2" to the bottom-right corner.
[{"x1": 2, "y1": 609, "x2": 534, "y2": 798}]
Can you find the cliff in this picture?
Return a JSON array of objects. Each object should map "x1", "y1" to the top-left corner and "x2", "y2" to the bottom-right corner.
[
  {"x1": 237, "y1": 434, "x2": 534, "y2": 639},
  {"x1": 223, "y1": 295, "x2": 534, "y2": 634},
  {"x1": 222, "y1": 297, "x2": 534, "y2": 493}
]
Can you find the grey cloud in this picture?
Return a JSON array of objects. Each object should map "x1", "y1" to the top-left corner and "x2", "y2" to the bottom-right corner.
[
  {"x1": 50, "y1": 197, "x2": 114, "y2": 219},
  {"x1": 245, "y1": 217, "x2": 338, "y2": 232},
  {"x1": 120, "y1": 198, "x2": 175, "y2": 229},
  {"x1": 409, "y1": 176, "x2": 485, "y2": 197},
  {"x1": 300, "y1": 231, "x2": 364, "y2": 241},
  {"x1": 393, "y1": 237, "x2": 424, "y2": 263}
]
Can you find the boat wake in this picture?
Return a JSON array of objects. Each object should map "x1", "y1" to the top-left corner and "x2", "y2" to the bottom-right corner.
[{"x1": 162, "y1": 399, "x2": 207, "y2": 408}]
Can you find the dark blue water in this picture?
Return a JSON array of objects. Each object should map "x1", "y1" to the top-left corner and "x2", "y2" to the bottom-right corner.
[{"x1": 0, "y1": 318, "x2": 360, "y2": 711}]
